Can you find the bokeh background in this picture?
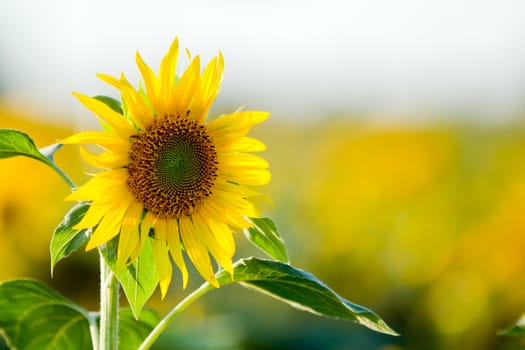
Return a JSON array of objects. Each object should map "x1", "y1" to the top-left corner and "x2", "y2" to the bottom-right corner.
[{"x1": 2, "y1": 1, "x2": 525, "y2": 349}]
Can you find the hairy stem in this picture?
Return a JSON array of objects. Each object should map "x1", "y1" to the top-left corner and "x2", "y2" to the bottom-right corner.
[
  {"x1": 87, "y1": 312, "x2": 99, "y2": 350},
  {"x1": 99, "y1": 252, "x2": 119, "y2": 350},
  {"x1": 49, "y1": 162, "x2": 76, "y2": 190}
]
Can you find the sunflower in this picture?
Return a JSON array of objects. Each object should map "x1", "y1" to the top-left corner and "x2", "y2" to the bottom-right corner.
[{"x1": 62, "y1": 38, "x2": 270, "y2": 297}]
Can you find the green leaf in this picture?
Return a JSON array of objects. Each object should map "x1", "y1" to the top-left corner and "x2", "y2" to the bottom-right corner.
[
  {"x1": 0, "y1": 279, "x2": 93, "y2": 350},
  {"x1": 101, "y1": 237, "x2": 159, "y2": 320},
  {"x1": 119, "y1": 308, "x2": 159, "y2": 349},
  {"x1": 499, "y1": 314, "x2": 525, "y2": 336},
  {"x1": 0, "y1": 129, "x2": 53, "y2": 164},
  {"x1": 50, "y1": 202, "x2": 91, "y2": 275},
  {"x1": 244, "y1": 217, "x2": 289, "y2": 262},
  {"x1": 217, "y1": 258, "x2": 398, "y2": 336},
  {"x1": 0, "y1": 129, "x2": 75, "y2": 189}
]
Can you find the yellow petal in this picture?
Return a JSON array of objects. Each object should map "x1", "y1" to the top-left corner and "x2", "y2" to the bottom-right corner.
[
  {"x1": 154, "y1": 218, "x2": 167, "y2": 242},
  {"x1": 219, "y1": 168, "x2": 271, "y2": 187},
  {"x1": 79, "y1": 146, "x2": 128, "y2": 169},
  {"x1": 159, "y1": 38, "x2": 179, "y2": 114},
  {"x1": 217, "y1": 137, "x2": 266, "y2": 153},
  {"x1": 153, "y1": 220, "x2": 172, "y2": 298},
  {"x1": 119, "y1": 74, "x2": 153, "y2": 129},
  {"x1": 86, "y1": 191, "x2": 134, "y2": 250},
  {"x1": 97, "y1": 73, "x2": 121, "y2": 90},
  {"x1": 193, "y1": 213, "x2": 234, "y2": 276},
  {"x1": 207, "y1": 111, "x2": 270, "y2": 140},
  {"x1": 212, "y1": 180, "x2": 269, "y2": 211},
  {"x1": 219, "y1": 153, "x2": 269, "y2": 169},
  {"x1": 140, "y1": 211, "x2": 155, "y2": 239},
  {"x1": 60, "y1": 131, "x2": 127, "y2": 146},
  {"x1": 116, "y1": 200, "x2": 143, "y2": 270},
  {"x1": 73, "y1": 93, "x2": 136, "y2": 137},
  {"x1": 101, "y1": 142, "x2": 131, "y2": 155},
  {"x1": 243, "y1": 110, "x2": 271, "y2": 126},
  {"x1": 165, "y1": 219, "x2": 189, "y2": 288},
  {"x1": 179, "y1": 216, "x2": 218, "y2": 287},
  {"x1": 131, "y1": 211, "x2": 155, "y2": 260},
  {"x1": 170, "y1": 56, "x2": 200, "y2": 115},
  {"x1": 74, "y1": 201, "x2": 110, "y2": 230},
  {"x1": 214, "y1": 189, "x2": 258, "y2": 216},
  {"x1": 192, "y1": 53, "x2": 224, "y2": 123},
  {"x1": 201, "y1": 198, "x2": 253, "y2": 229},
  {"x1": 136, "y1": 51, "x2": 161, "y2": 113},
  {"x1": 214, "y1": 180, "x2": 261, "y2": 199},
  {"x1": 66, "y1": 169, "x2": 128, "y2": 202},
  {"x1": 204, "y1": 217, "x2": 235, "y2": 258}
]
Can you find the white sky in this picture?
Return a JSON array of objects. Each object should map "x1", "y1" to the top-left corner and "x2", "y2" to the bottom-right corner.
[{"x1": 1, "y1": 0, "x2": 525, "y2": 124}]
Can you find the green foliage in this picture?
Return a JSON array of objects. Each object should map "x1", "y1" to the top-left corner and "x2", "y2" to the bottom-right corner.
[
  {"x1": 51, "y1": 201, "x2": 158, "y2": 320},
  {"x1": 0, "y1": 128, "x2": 74, "y2": 188},
  {"x1": 0, "y1": 280, "x2": 159, "y2": 350},
  {"x1": 119, "y1": 308, "x2": 160, "y2": 349},
  {"x1": 218, "y1": 258, "x2": 398, "y2": 336},
  {"x1": 100, "y1": 238, "x2": 159, "y2": 320},
  {"x1": 50, "y1": 202, "x2": 91, "y2": 275},
  {"x1": 244, "y1": 217, "x2": 289, "y2": 262},
  {"x1": 0, "y1": 129, "x2": 55, "y2": 164},
  {"x1": 0, "y1": 280, "x2": 93, "y2": 350}
]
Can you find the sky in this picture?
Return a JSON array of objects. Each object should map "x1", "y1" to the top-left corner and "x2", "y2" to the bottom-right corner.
[{"x1": 1, "y1": 0, "x2": 524, "y2": 125}]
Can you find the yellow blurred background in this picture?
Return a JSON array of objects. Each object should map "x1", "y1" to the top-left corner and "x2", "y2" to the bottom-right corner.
[{"x1": 2, "y1": 1, "x2": 525, "y2": 349}]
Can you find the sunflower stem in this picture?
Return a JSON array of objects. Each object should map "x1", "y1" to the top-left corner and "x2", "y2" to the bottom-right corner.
[
  {"x1": 99, "y1": 251, "x2": 119, "y2": 350},
  {"x1": 39, "y1": 142, "x2": 77, "y2": 190},
  {"x1": 49, "y1": 162, "x2": 77, "y2": 190},
  {"x1": 88, "y1": 312, "x2": 100, "y2": 350},
  {"x1": 138, "y1": 282, "x2": 215, "y2": 350}
]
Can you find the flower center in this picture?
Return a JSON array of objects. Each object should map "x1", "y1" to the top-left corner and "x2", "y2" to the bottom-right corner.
[{"x1": 127, "y1": 115, "x2": 218, "y2": 218}]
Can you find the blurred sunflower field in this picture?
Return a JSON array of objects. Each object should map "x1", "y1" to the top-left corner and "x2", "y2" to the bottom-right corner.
[{"x1": 2, "y1": 99, "x2": 525, "y2": 349}]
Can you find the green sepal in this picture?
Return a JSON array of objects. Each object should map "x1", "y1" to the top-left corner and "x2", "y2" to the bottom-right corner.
[
  {"x1": 93, "y1": 95, "x2": 123, "y2": 114},
  {"x1": 244, "y1": 217, "x2": 289, "y2": 263},
  {"x1": 0, "y1": 279, "x2": 93, "y2": 350},
  {"x1": 100, "y1": 237, "x2": 159, "y2": 320},
  {"x1": 92, "y1": 95, "x2": 123, "y2": 133},
  {"x1": 217, "y1": 258, "x2": 398, "y2": 336},
  {"x1": 50, "y1": 202, "x2": 91, "y2": 275}
]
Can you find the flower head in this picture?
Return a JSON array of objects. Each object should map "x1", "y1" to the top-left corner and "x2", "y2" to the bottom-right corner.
[{"x1": 62, "y1": 38, "x2": 270, "y2": 297}]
